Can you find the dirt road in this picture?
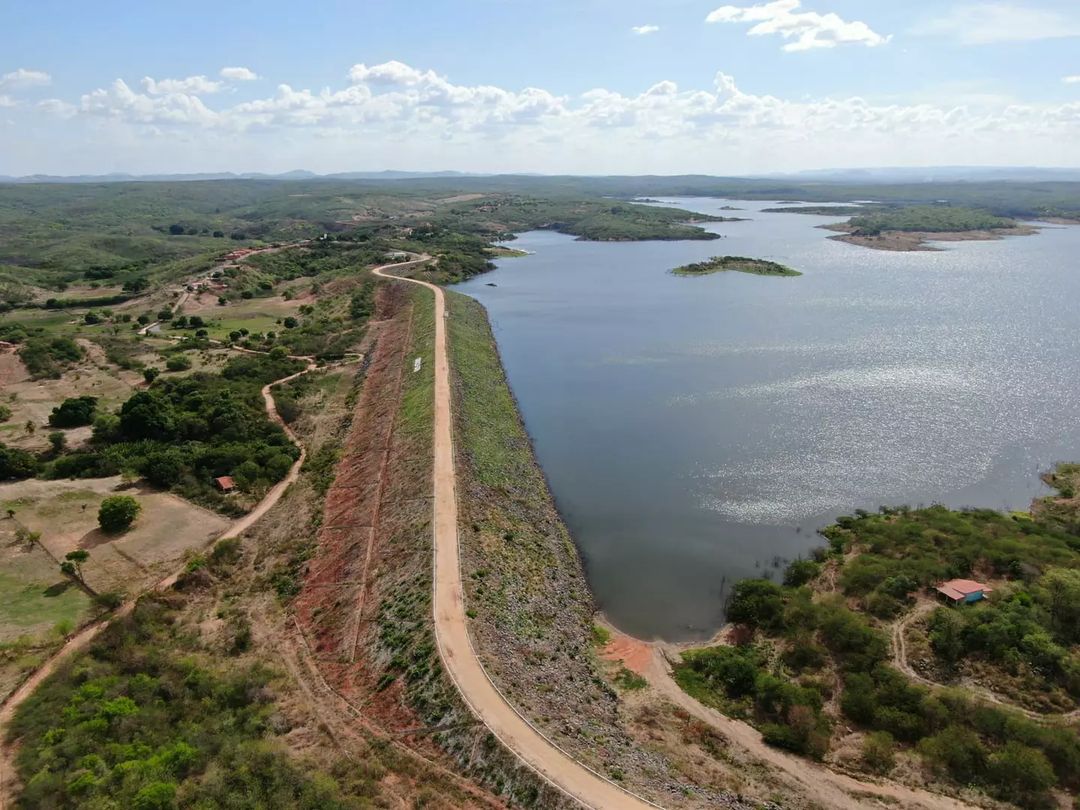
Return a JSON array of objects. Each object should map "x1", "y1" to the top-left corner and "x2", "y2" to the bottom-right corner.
[
  {"x1": 640, "y1": 645, "x2": 975, "y2": 810},
  {"x1": 0, "y1": 358, "x2": 318, "y2": 807},
  {"x1": 373, "y1": 261, "x2": 660, "y2": 809}
]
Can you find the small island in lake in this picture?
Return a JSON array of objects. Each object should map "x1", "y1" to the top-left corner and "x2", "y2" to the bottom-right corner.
[
  {"x1": 825, "y1": 205, "x2": 1038, "y2": 251},
  {"x1": 671, "y1": 255, "x2": 802, "y2": 277}
]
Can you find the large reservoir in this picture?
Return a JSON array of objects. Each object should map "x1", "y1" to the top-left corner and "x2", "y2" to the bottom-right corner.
[{"x1": 457, "y1": 200, "x2": 1080, "y2": 640}]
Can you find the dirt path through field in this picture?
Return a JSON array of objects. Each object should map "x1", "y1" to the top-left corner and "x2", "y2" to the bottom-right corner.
[
  {"x1": 373, "y1": 260, "x2": 659, "y2": 810},
  {"x1": 0, "y1": 355, "x2": 318, "y2": 807}
]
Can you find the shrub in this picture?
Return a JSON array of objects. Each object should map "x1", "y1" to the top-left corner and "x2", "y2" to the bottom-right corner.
[
  {"x1": 163, "y1": 354, "x2": 191, "y2": 373},
  {"x1": 98, "y1": 495, "x2": 140, "y2": 532},
  {"x1": 986, "y1": 742, "x2": 1056, "y2": 801},
  {"x1": 0, "y1": 442, "x2": 38, "y2": 480},
  {"x1": 783, "y1": 559, "x2": 821, "y2": 587},
  {"x1": 49, "y1": 395, "x2": 98, "y2": 428},
  {"x1": 862, "y1": 731, "x2": 896, "y2": 774},
  {"x1": 918, "y1": 725, "x2": 988, "y2": 783}
]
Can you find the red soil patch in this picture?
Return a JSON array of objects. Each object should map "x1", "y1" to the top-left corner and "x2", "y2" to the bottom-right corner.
[
  {"x1": 602, "y1": 633, "x2": 654, "y2": 675},
  {"x1": 294, "y1": 283, "x2": 412, "y2": 661},
  {"x1": 292, "y1": 282, "x2": 440, "y2": 741}
]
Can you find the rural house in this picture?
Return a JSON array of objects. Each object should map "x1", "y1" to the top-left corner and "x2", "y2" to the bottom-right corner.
[{"x1": 934, "y1": 578, "x2": 992, "y2": 605}]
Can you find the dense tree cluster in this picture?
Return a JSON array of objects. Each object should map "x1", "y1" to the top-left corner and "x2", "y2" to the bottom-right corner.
[
  {"x1": 45, "y1": 354, "x2": 302, "y2": 510},
  {"x1": 8, "y1": 596, "x2": 364, "y2": 808}
]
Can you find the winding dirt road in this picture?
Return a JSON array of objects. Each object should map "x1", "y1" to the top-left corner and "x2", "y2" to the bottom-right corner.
[
  {"x1": 373, "y1": 261, "x2": 659, "y2": 809},
  {"x1": 0, "y1": 357, "x2": 319, "y2": 807},
  {"x1": 641, "y1": 646, "x2": 975, "y2": 810}
]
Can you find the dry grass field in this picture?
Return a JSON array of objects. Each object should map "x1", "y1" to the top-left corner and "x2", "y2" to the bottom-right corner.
[{"x1": 0, "y1": 476, "x2": 229, "y2": 596}]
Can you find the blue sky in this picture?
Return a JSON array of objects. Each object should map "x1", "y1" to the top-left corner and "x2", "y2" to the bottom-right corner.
[{"x1": 2, "y1": 0, "x2": 1080, "y2": 174}]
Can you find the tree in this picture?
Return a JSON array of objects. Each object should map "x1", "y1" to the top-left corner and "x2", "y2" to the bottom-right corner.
[
  {"x1": 168, "y1": 223, "x2": 185, "y2": 235},
  {"x1": 61, "y1": 549, "x2": 90, "y2": 583},
  {"x1": 47, "y1": 431, "x2": 66, "y2": 453},
  {"x1": 0, "y1": 404, "x2": 11, "y2": 423},
  {"x1": 928, "y1": 607, "x2": 965, "y2": 671},
  {"x1": 783, "y1": 559, "x2": 820, "y2": 588},
  {"x1": 49, "y1": 395, "x2": 98, "y2": 427},
  {"x1": 0, "y1": 442, "x2": 38, "y2": 480},
  {"x1": 119, "y1": 391, "x2": 175, "y2": 439},
  {"x1": 143, "y1": 367, "x2": 160, "y2": 384},
  {"x1": 1038, "y1": 568, "x2": 1080, "y2": 643},
  {"x1": 98, "y1": 495, "x2": 141, "y2": 532},
  {"x1": 143, "y1": 450, "x2": 184, "y2": 487},
  {"x1": 282, "y1": 316, "x2": 298, "y2": 329},
  {"x1": 232, "y1": 460, "x2": 262, "y2": 490},
  {"x1": 727, "y1": 579, "x2": 785, "y2": 631}
]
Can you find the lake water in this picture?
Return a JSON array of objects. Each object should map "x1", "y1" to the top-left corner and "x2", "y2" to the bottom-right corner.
[{"x1": 455, "y1": 199, "x2": 1080, "y2": 641}]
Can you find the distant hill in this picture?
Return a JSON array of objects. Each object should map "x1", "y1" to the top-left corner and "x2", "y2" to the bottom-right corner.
[
  {"x1": 759, "y1": 166, "x2": 1080, "y2": 183},
  {"x1": 4, "y1": 166, "x2": 1080, "y2": 185},
  {"x1": 0, "y1": 169, "x2": 484, "y2": 184}
]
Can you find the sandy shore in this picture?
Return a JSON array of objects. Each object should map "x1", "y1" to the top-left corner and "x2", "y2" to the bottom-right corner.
[{"x1": 823, "y1": 223, "x2": 1040, "y2": 252}]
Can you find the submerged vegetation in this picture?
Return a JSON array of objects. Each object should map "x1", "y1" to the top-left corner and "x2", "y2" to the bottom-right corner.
[{"x1": 671, "y1": 255, "x2": 801, "y2": 277}]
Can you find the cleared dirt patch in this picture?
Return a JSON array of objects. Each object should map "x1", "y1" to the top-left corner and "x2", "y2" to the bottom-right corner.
[
  {"x1": 0, "y1": 349, "x2": 139, "y2": 451},
  {"x1": 0, "y1": 476, "x2": 229, "y2": 596}
]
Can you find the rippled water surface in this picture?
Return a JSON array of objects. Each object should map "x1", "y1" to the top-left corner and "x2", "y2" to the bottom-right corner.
[{"x1": 455, "y1": 199, "x2": 1080, "y2": 640}]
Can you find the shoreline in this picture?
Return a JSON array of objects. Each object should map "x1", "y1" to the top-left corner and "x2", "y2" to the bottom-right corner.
[{"x1": 822, "y1": 222, "x2": 1040, "y2": 252}]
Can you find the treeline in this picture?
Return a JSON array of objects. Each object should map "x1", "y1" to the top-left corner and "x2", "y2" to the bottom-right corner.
[
  {"x1": 2, "y1": 354, "x2": 303, "y2": 512},
  {"x1": 427, "y1": 195, "x2": 724, "y2": 242},
  {"x1": 847, "y1": 206, "x2": 1017, "y2": 236}
]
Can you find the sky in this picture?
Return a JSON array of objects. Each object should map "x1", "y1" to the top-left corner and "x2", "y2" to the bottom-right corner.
[{"x1": 2, "y1": 0, "x2": 1080, "y2": 176}]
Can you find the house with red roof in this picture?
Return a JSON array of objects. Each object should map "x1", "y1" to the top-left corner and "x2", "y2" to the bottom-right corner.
[{"x1": 934, "y1": 578, "x2": 992, "y2": 605}]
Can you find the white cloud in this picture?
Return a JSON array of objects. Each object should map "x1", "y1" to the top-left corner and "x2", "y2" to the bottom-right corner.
[
  {"x1": 37, "y1": 98, "x2": 76, "y2": 117},
  {"x1": 1063, "y1": 75, "x2": 1080, "y2": 84},
  {"x1": 81, "y1": 79, "x2": 219, "y2": 125},
  {"x1": 0, "y1": 68, "x2": 52, "y2": 90},
  {"x1": 220, "y1": 66, "x2": 259, "y2": 81},
  {"x1": 914, "y1": 3, "x2": 1080, "y2": 45},
  {"x1": 706, "y1": 0, "x2": 890, "y2": 51},
  {"x1": 0, "y1": 95, "x2": 16, "y2": 108},
  {"x1": 24, "y1": 59, "x2": 1080, "y2": 174},
  {"x1": 632, "y1": 24, "x2": 660, "y2": 35},
  {"x1": 141, "y1": 75, "x2": 223, "y2": 95}
]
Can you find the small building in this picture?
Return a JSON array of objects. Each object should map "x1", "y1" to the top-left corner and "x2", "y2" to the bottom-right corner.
[
  {"x1": 214, "y1": 476, "x2": 236, "y2": 493},
  {"x1": 934, "y1": 578, "x2": 992, "y2": 605}
]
